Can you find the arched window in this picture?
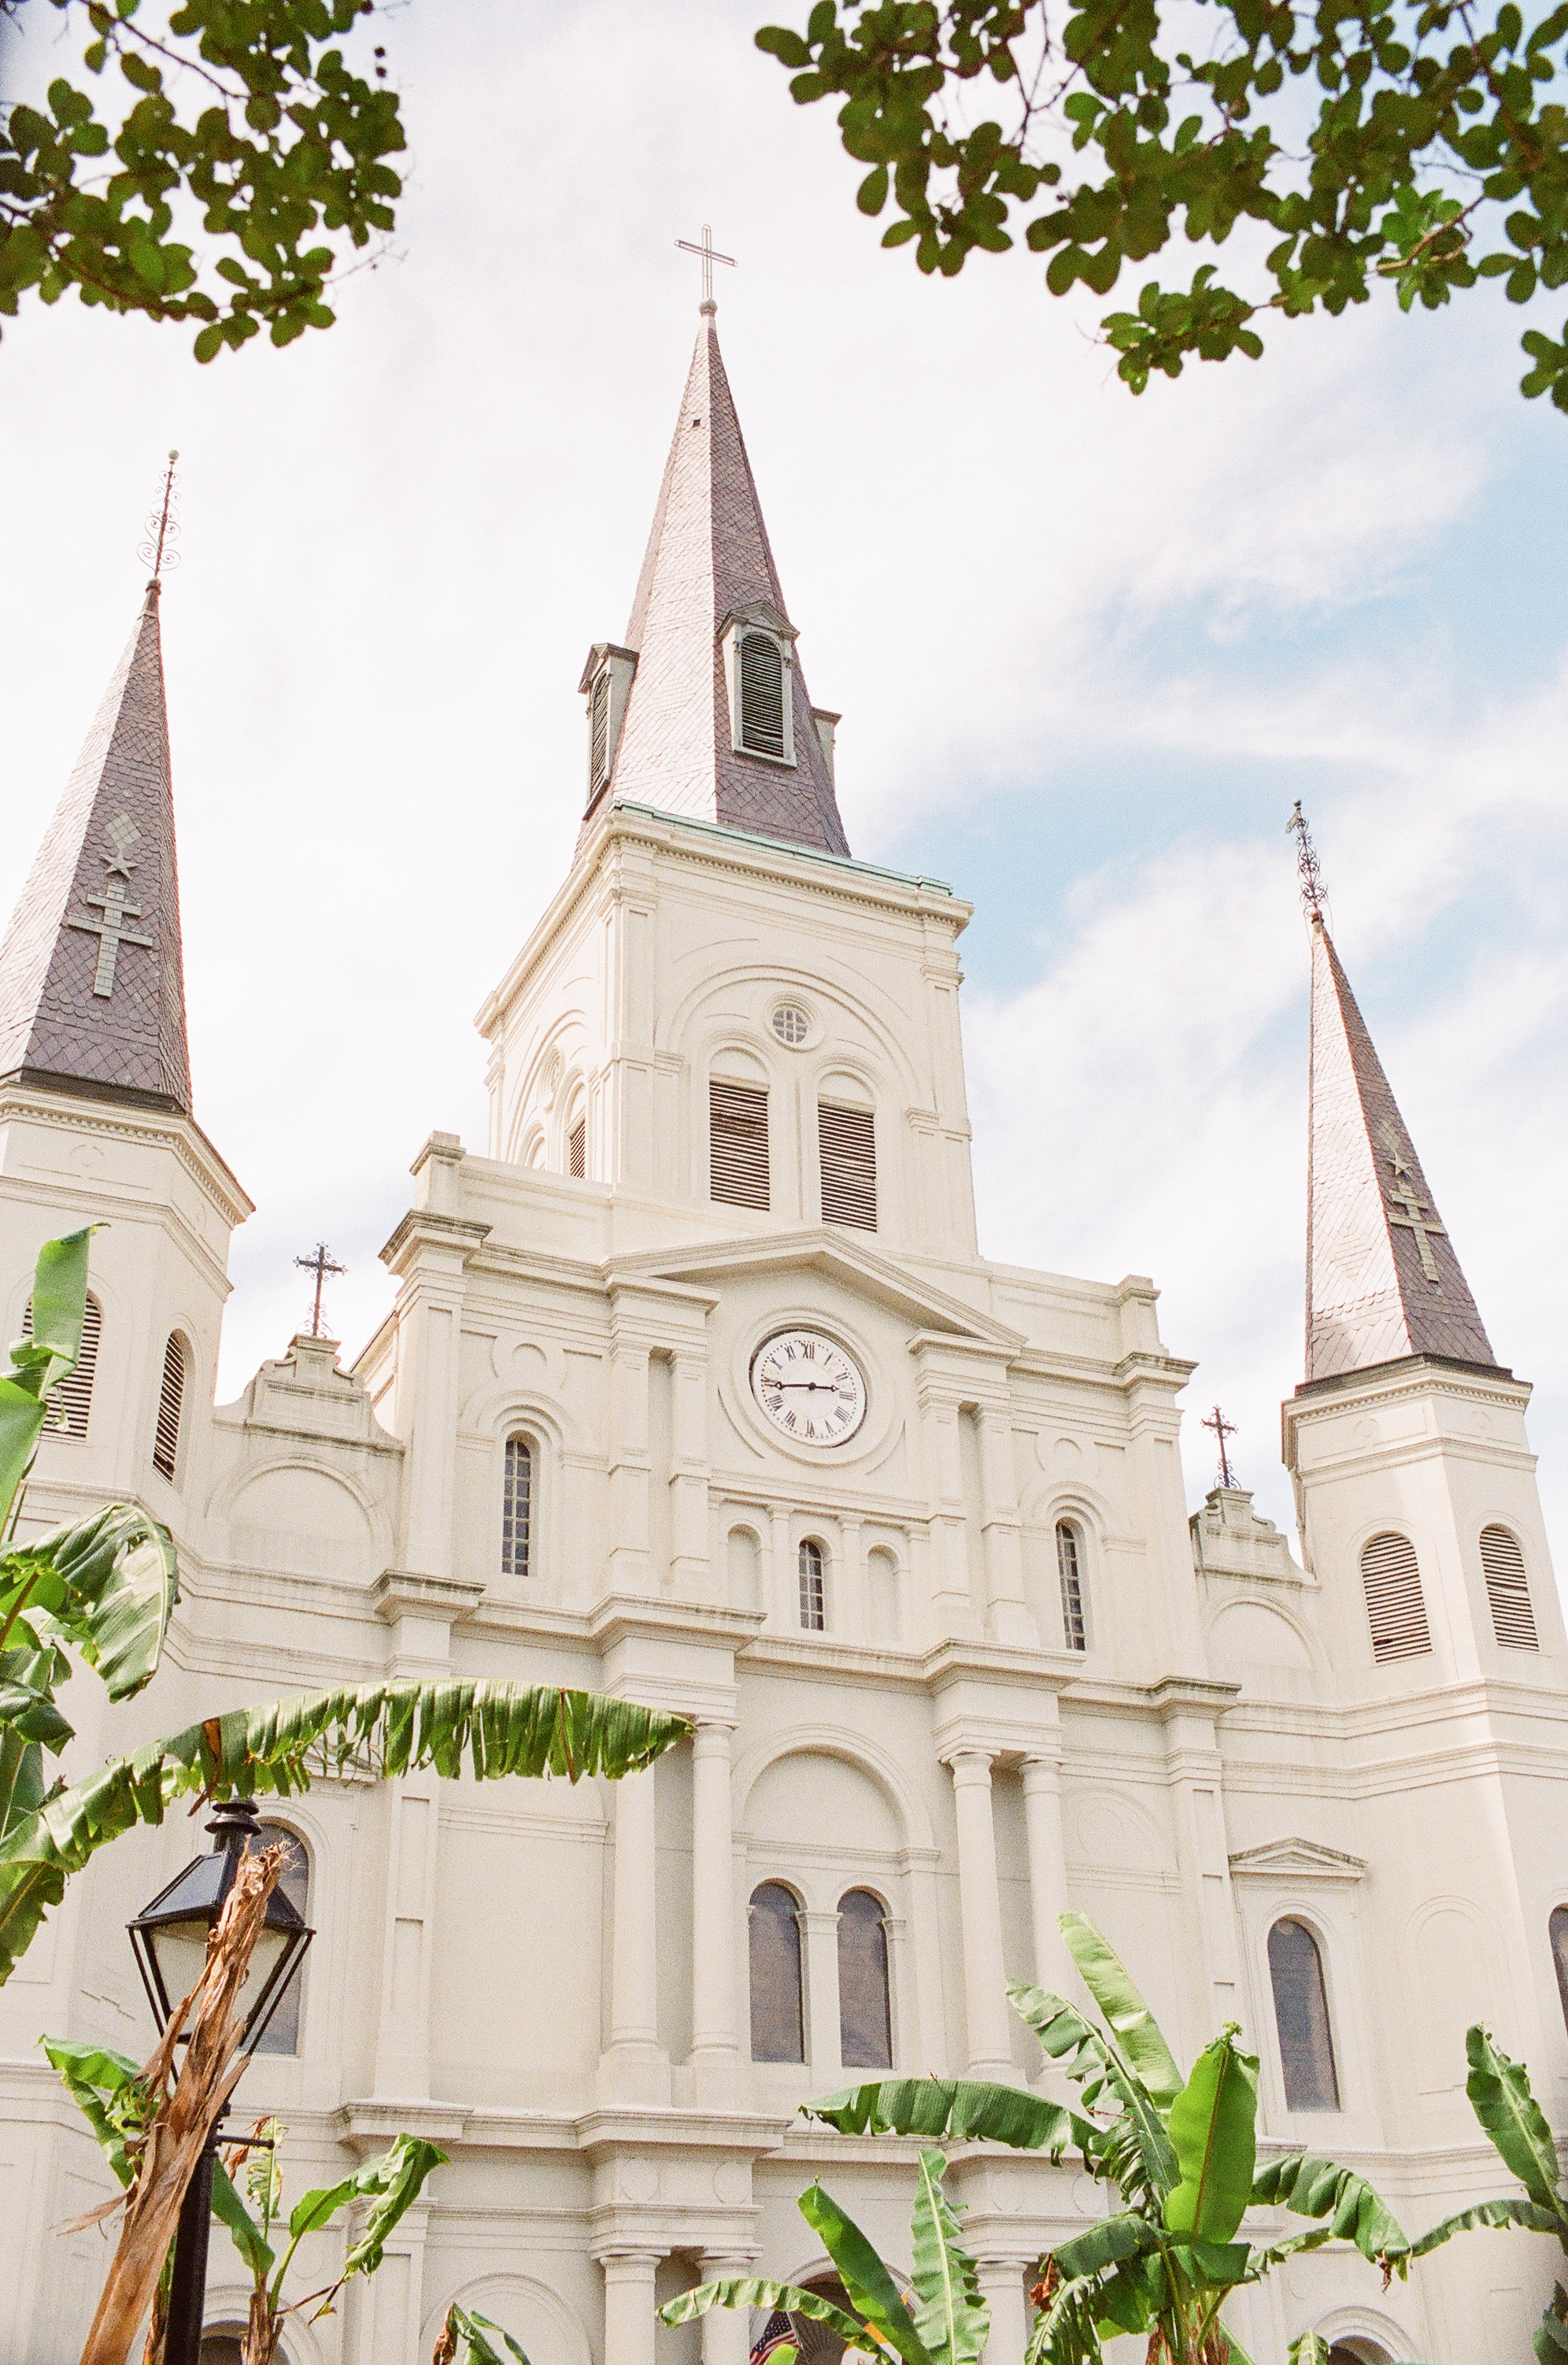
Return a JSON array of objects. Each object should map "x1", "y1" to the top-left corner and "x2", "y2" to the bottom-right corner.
[
  {"x1": 838, "y1": 1889, "x2": 893, "y2": 2068},
  {"x1": 1268, "y1": 1917, "x2": 1340, "y2": 2111},
  {"x1": 1359, "y1": 1531, "x2": 1431, "y2": 1661},
  {"x1": 798, "y1": 1538, "x2": 827, "y2": 1631},
  {"x1": 22, "y1": 1290, "x2": 101, "y2": 1438},
  {"x1": 739, "y1": 632, "x2": 786, "y2": 758},
  {"x1": 1549, "y1": 1906, "x2": 1568, "y2": 2034},
  {"x1": 247, "y1": 1823, "x2": 310, "y2": 2056},
  {"x1": 153, "y1": 1333, "x2": 186, "y2": 1482},
  {"x1": 1056, "y1": 1519, "x2": 1087, "y2": 1652},
  {"x1": 568, "y1": 1110, "x2": 586, "y2": 1179},
  {"x1": 501, "y1": 1436, "x2": 532, "y2": 1579},
  {"x1": 1481, "y1": 1523, "x2": 1537, "y2": 1649},
  {"x1": 749, "y1": 1882, "x2": 804, "y2": 2062}
]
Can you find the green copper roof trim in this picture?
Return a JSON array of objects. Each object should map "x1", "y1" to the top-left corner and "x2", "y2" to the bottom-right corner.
[{"x1": 610, "y1": 799, "x2": 954, "y2": 898}]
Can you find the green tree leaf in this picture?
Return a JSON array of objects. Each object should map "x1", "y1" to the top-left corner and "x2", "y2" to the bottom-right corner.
[
  {"x1": 804, "y1": 2075, "x2": 1096, "y2": 2160},
  {"x1": 799, "y1": 2176, "x2": 937, "y2": 2365},
  {"x1": 1057, "y1": 1911, "x2": 1183, "y2": 2105},
  {"x1": 907, "y1": 2148, "x2": 988, "y2": 2365},
  {"x1": 660, "y1": 2275, "x2": 860, "y2": 2345},
  {"x1": 1250, "y1": 2152, "x2": 1410, "y2": 2263},
  {"x1": 1463, "y1": 2026, "x2": 1564, "y2": 2213}
]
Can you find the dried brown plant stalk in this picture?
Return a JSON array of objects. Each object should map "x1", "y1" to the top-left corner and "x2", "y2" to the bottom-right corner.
[{"x1": 76, "y1": 1842, "x2": 286, "y2": 2365}]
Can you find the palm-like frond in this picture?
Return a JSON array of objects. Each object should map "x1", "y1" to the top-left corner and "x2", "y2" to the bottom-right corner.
[
  {"x1": 1251, "y1": 2152, "x2": 1410, "y2": 2266},
  {"x1": 0, "y1": 1678, "x2": 688, "y2": 1982},
  {"x1": 1463, "y1": 2026, "x2": 1566, "y2": 2217},
  {"x1": 804, "y1": 2075, "x2": 1096, "y2": 2160},
  {"x1": 1008, "y1": 1980, "x2": 1176, "y2": 2201},
  {"x1": 1411, "y1": 2195, "x2": 1566, "y2": 2256},
  {"x1": 660, "y1": 2275, "x2": 866, "y2": 2347},
  {"x1": 907, "y1": 2148, "x2": 988, "y2": 2365}
]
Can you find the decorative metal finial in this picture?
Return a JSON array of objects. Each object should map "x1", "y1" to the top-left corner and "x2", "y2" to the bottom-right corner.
[
  {"x1": 294, "y1": 1242, "x2": 346, "y2": 1338},
  {"x1": 675, "y1": 223, "x2": 736, "y2": 315},
  {"x1": 137, "y1": 450, "x2": 181, "y2": 588},
  {"x1": 1286, "y1": 800, "x2": 1326, "y2": 923},
  {"x1": 1202, "y1": 1405, "x2": 1239, "y2": 1490}
]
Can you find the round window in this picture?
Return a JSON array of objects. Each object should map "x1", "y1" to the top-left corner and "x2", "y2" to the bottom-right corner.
[{"x1": 771, "y1": 1004, "x2": 810, "y2": 1047}]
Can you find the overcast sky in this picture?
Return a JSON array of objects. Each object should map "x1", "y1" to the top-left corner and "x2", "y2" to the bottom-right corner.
[{"x1": 5, "y1": 0, "x2": 1566, "y2": 1570}]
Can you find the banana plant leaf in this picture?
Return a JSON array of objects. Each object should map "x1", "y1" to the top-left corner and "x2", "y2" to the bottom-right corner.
[
  {"x1": 1050, "y1": 2211, "x2": 1159, "y2": 2282},
  {"x1": 660, "y1": 2274, "x2": 865, "y2": 2346},
  {"x1": 1163, "y1": 2030, "x2": 1259, "y2": 2243},
  {"x1": 0, "y1": 1229, "x2": 95, "y2": 1523},
  {"x1": 441, "y1": 2305, "x2": 534, "y2": 2363},
  {"x1": 1462, "y1": 2026, "x2": 1566, "y2": 2217},
  {"x1": 1411, "y1": 2194, "x2": 1566, "y2": 2256},
  {"x1": 0, "y1": 1678, "x2": 689, "y2": 1984},
  {"x1": 210, "y1": 2157, "x2": 276, "y2": 2278},
  {"x1": 16, "y1": 1504, "x2": 180, "y2": 1703},
  {"x1": 905, "y1": 2148, "x2": 989, "y2": 2365},
  {"x1": 41, "y1": 2034, "x2": 155, "y2": 2189},
  {"x1": 0, "y1": 1653, "x2": 73, "y2": 1748},
  {"x1": 800, "y1": 2174, "x2": 937, "y2": 2365},
  {"x1": 1056, "y1": 1912, "x2": 1184, "y2": 2108},
  {"x1": 1539, "y1": 2282, "x2": 1568, "y2": 2364},
  {"x1": 803, "y1": 2075, "x2": 1098, "y2": 2160},
  {"x1": 1008, "y1": 1979, "x2": 1178, "y2": 2200},
  {"x1": 1250, "y1": 2151, "x2": 1410, "y2": 2265}
]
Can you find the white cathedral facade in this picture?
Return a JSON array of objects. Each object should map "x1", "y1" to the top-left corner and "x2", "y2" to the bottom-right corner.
[{"x1": 1, "y1": 313, "x2": 1565, "y2": 2365}]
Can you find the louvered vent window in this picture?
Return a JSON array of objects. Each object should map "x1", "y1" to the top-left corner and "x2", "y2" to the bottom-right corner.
[
  {"x1": 501, "y1": 1434, "x2": 532, "y2": 1579},
  {"x1": 739, "y1": 633, "x2": 786, "y2": 758},
  {"x1": 568, "y1": 1116, "x2": 586, "y2": 1179},
  {"x1": 819, "y1": 1101, "x2": 877, "y2": 1231},
  {"x1": 799, "y1": 1538, "x2": 826, "y2": 1631},
  {"x1": 22, "y1": 1291, "x2": 100, "y2": 1438},
  {"x1": 1056, "y1": 1519, "x2": 1087, "y2": 1652},
  {"x1": 709, "y1": 1079, "x2": 770, "y2": 1209},
  {"x1": 589, "y1": 669, "x2": 610, "y2": 794},
  {"x1": 1360, "y1": 1530, "x2": 1431, "y2": 1661},
  {"x1": 1481, "y1": 1523, "x2": 1537, "y2": 1649},
  {"x1": 153, "y1": 1334, "x2": 185, "y2": 1482}
]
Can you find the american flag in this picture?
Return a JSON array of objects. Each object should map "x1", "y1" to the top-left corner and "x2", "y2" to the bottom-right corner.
[{"x1": 750, "y1": 2310, "x2": 800, "y2": 2362}]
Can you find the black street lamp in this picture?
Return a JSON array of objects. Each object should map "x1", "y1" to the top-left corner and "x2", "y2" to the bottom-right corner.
[{"x1": 128, "y1": 1796, "x2": 314, "y2": 2365}]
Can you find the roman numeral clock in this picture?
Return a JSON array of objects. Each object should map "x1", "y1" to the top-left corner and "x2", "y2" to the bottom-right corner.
[{"x1": 749, "y1": 1329, "x2": 867, "y2": 1445}]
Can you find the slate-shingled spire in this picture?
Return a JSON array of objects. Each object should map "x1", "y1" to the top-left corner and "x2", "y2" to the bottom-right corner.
[
  {"x1": 580, "y1": 315, "x2": 851, "y2": 857},
  {"x1": 0, "y1": 583, "x2": 191, "y2": 1114},
  {"x1": 1305, "y1": 917, "x2": 1495, "y2": 1382}
]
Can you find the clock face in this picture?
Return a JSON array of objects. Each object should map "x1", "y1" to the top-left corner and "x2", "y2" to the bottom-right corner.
[{"x1": 750, "y1": 1329, "x2": 867, "y2": 1446}]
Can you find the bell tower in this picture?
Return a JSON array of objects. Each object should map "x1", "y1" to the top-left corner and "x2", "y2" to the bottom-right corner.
[
  {"x1": 0, "y1": 500, "x2": 250, "y2": 1548},
  {"x1": 1281, "y1": 817, "x2": 1562, "y2": 1689}
]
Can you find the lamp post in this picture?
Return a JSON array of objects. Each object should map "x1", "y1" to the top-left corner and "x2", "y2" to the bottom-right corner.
[{"x1": 128, "y1": 1796, "x2": 314, "y2": 2365}]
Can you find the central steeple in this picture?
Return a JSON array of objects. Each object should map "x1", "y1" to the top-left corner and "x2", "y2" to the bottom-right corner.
[{"x1": 576, "y1": 316, "x2": 851, "y2": 858}]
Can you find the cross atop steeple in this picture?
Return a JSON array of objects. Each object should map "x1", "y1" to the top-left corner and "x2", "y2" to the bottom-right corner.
[
  {"x1": 675, "y1": 224, "x2": 736, "y2": 315},
  {"x1": 1203, "y1": 1405, "x2": 1239, "y2": 1488}
]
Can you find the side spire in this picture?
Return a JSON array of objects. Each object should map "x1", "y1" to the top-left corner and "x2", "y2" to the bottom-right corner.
[
  {"x1": 578, "y1": 315, "x2": 850, "y2": 858},
  {"x1": 1300, "y1": 809, "x2": 1494, "y2": 1382},
  {"x1": 0, "y1": 473, "x2": 192, "y2": 1114}
]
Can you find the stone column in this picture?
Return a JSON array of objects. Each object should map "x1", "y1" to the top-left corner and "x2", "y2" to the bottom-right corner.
[
  {"x1": 838, "y1": 1515, "x2": 866, "y2": 1641},
  {"x1": 600, "y1": 2248, "x2": 662, "y2": 2365},
  {"x1": 922, "y1": 1390, "x2": 980, "y2": 1640},
  {"x1": 977, "y1": 1405, "x2": 1034, "y2": 1646},
  {"x1": 599, "y1": 1760, "x2": 669, "y2": 2104},
  {"x1": 801, "y1": 1907, "x2": 842, "y2": 2074},
  {"x1": 369, "y1": 1574, "x2": 482, "y2": 2099},
  {"x1": 698, "y1": 2254, "x2": 755, "y2": 2365},
  {"x1": 606, "y1": 1336, "x2": 653, "y2": 1595},
  {"x1": 944, "y1": 1749, "x2": 1014, "y2": 2077},
  {"x1": 976, "y1": 2256, "x2": 1030, "y2": 2363},
  {"x1": 1021, "y1": 1754, "x2": 1071, "y2": 1995},
  {"x1": 769, "y1": 1504, "x2": 795, "y2": 1633},
  {"x1": 1155, "y1": 1682, "x2": 1241, "y2": 2026},
  {"x1": 669, "y1": 1348, "x2": 711, "y2": 1596},
  {"x1": 690, "y1": 1719, "x2": 740, "y2": 2103}
]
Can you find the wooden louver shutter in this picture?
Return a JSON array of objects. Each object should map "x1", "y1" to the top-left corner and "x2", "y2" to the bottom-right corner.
[
  {"x1": 709, "y1": 1079, "x2": 770, "y2": 1209},
  {"x1": 1360, "y1": 1530, "x2": 1431, "y2": 1661},
  {"x1": 1481, "y1": 1523, "x2": 1537, "y2": 1648},
  {"x1": 22, "y1": 1292, "x2": 100, "y2": 1438},
  {"x1": 568, "y1": 1117, "x2": 586, "y2": 1179},
  {"x1": 153, "y1": 1333, "x2": 185, "y2": 1482},
  {"x1": 739, "y1": 634, "x2": 786, "y2": 758},
  {"x1": 590, "y1": 669, "x2": 610, "y2": 792},
  {"x1": 818, "y1": 1101, "x2": 877, "y2": 1230}
]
